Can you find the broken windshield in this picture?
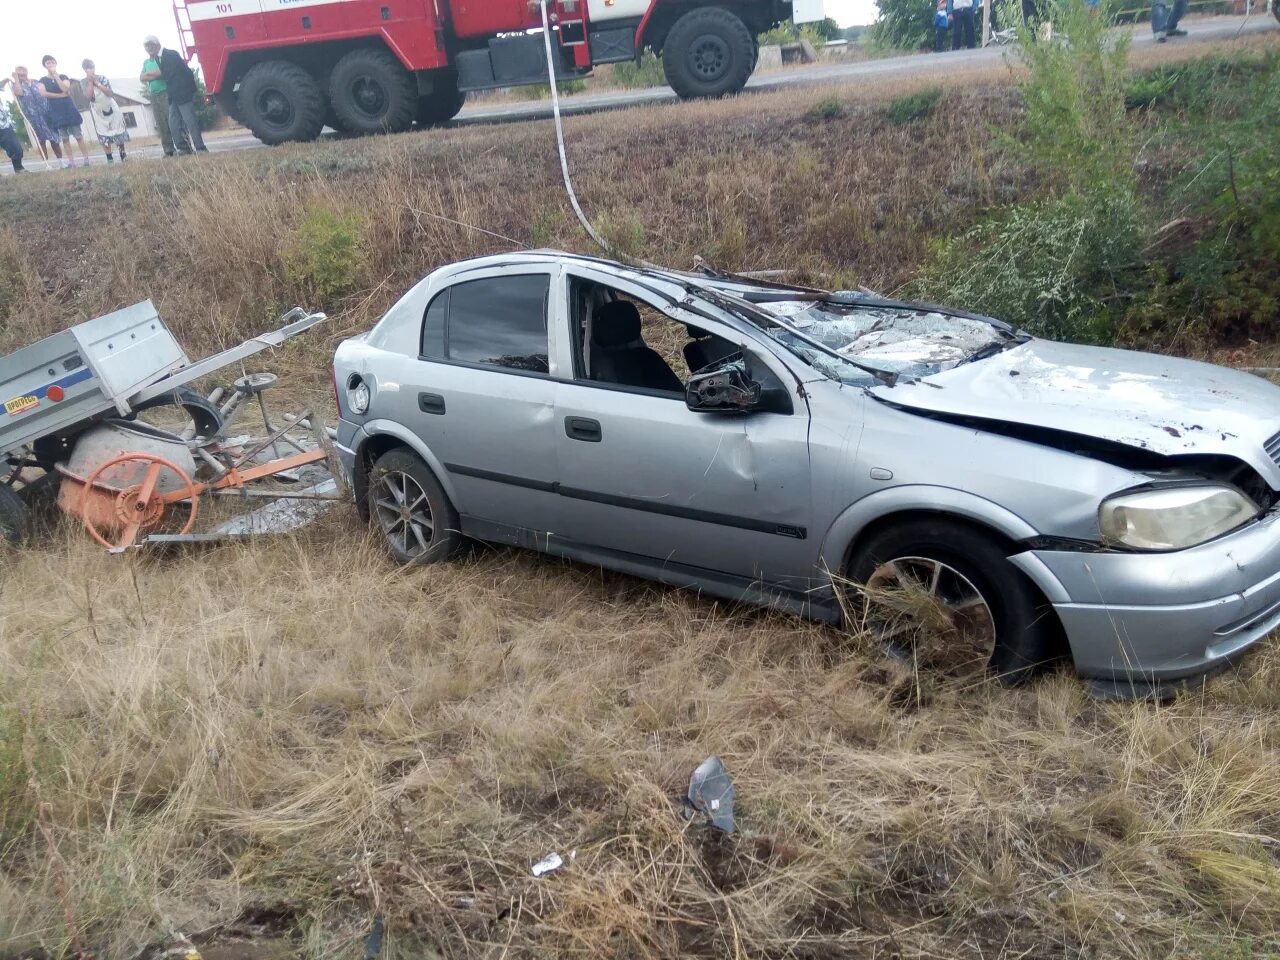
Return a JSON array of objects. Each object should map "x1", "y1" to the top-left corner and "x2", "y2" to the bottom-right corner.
[{"x1": 753, "y1": 301, "x2": 1015, "y2": 385}]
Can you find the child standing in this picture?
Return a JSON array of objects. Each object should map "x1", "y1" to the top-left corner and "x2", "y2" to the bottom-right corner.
[{"x1": 934, "y1": 0, "x2": 952, "y2": 51}]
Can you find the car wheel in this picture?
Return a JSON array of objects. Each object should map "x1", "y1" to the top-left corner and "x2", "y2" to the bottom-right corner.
[
  {"x1": 662, "y1": 7, "x2": 756, "y2": 99},
  {"x1": 366, "y1": 450, "x2": 461, "y2": 566},
  {"x1": 329, "y1": 49, "x2": 417, "y2": 135},
  {"x1": 846, "y1": 518, "x2": 1058, "y2": 683},
  {"x1": 0, "y1": 484, "x2": 30, "y2": 545}
]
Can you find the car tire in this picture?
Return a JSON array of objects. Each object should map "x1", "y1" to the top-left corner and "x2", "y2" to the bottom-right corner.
[
  {"x1": 329, "y1": 48, "x2": 417, "y2": 136},
  {"x1": 662, "y1": 7, "x2": 756, "y2": 99},
  {"x1": 238, "y1": 60, "x2": 326, "y2": 145},
  {"x1": 415, "y1": 71, "x2": 466, "y2": 126},
  {"x1": 366, "y1": 449, "x2": 462, "y2": 566},
  {"x1": 0, "y1": 484, "x2": 30, "y2": 545},
  {"x1": 846, "y1": 517, "x2": 1058, "y2": 684}
]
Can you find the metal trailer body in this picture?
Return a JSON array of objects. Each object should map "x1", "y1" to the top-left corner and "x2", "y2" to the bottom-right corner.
[
  {"x1": 0, "y1": 302, "x2": 188, "y2": 464},
  {"x1": 2, "y1": 304, "x2": 326, "y2": 473}
]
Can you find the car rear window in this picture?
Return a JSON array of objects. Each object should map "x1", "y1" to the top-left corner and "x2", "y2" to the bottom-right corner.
[{"x1": 422, "y1": 275, "x2": 549, "y2": 374}]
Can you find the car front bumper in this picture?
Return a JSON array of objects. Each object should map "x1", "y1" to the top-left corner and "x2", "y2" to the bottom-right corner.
[{"x1": 1012, "y1": 508, "x2": 1280, "y2": 694}]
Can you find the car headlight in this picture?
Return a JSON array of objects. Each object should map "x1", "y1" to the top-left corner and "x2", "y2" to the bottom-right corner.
[
  {"x1": 347, "y1": 377, "x2": 371, "y2": 415},
  {"x1": 1099, "y1": 485, "x2": 1258, "y2": 550}
]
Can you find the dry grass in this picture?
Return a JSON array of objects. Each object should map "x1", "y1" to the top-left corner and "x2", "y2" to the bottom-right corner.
[{"x1": 3, "y1": 34, "x2": 1280, "y2": 959}]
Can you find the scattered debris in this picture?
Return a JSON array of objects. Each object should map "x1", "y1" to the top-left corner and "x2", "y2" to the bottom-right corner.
[
  {"x1": 688, "y1": 755, "x2": 737, "y2": 833},
  {"x1": 531, "y1": 852, "x2": 564, "y2": 877},
  {"x1": 160, "y1": 937, "x2": 202, "y2": 960}
]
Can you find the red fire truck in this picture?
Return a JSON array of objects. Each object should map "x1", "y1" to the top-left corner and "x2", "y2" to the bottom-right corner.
[{"x1": 175, "y1": 0, "x2": 795, "y2": 145}]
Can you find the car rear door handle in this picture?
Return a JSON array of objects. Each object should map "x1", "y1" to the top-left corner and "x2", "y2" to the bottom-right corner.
[
  {"x1": 418, "y1": 392, "x2": 446, "y2": 415},
  {"x1": 565, "y1": 416, "x2": 602, "y2": 442}
]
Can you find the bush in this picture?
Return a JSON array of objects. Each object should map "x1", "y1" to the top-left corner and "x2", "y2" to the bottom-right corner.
[
  {"x1": 922, "y1": 187, "x2": 1144, "y2": 340},
  {"x1": 882, "y1": 87, "x2": 943, "y2": 124},
  {"x1": 914, "y1": 0, "x2": 1148, "y2": 342},
  {"x1": 605, "y1": 52, "x2": 666, "y2": 89},
  {"x1": 872, "y1": 0, "x2": 935, "y2": 50},
  {"x1": 285, "y1": 205, "x2": 368, "y2": 302},
  {"x1": 1012, "y1": 0, "x2": 1134, "y2": 193},
  {"x1": 809, "y1": 96, "x2": 846, "y2": 120}
]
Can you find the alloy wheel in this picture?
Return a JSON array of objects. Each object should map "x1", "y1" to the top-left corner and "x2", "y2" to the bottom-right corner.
[
  {"x1": 862, "y1": 556, "x2": 997, "y2": 671},
  {"x1": 372, "y1": 470, "x2": 434, "y2": 560}
]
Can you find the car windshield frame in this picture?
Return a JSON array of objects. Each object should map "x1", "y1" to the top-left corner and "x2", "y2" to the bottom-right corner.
[{"x1": 687, "y1": 282, "x2": 1022, "y2": 388}]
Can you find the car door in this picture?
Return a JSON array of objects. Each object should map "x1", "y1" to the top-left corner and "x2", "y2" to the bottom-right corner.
[
  {"x1": 551, "y1": 268, "x2": 815, "y2": 589},
  {"x1": 401, "y1": 266, "x2": 563, "y2": 544}
]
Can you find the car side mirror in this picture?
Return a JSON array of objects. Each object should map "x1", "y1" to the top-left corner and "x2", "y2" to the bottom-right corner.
[{"x1": 686, "y1": 356, "x2": 763, "y2": 413}]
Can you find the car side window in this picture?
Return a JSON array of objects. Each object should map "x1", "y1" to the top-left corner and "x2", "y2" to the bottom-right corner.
[
  {"x1": 420, "y1": 275, "x2": 550, "y2": 374},
  {"x1": 422, "y1": 289, "x2": 447, "y2": 359}
]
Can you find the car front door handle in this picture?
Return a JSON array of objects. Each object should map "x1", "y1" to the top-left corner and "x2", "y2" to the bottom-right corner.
[
  {"x1": 565, "y1": 417, "x2": 602, "y2": 442},
  {"x1": 418, "y1": 392, "x2": 446, "y2": 415}
]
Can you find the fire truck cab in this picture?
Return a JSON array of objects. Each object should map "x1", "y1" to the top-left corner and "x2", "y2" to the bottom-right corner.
[{"x1": 176, "y1": 0, "x2": 796, "y2": 145}]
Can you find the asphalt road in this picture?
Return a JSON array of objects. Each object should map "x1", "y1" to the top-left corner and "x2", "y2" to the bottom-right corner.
[{"x1": 5, "y1": 13, "x2": 1277, "y2": 171}]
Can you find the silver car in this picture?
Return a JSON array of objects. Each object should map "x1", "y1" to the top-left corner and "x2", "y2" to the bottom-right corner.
[{"x1": 332, "y1": 251, "x2": 1280, "y2": 696}]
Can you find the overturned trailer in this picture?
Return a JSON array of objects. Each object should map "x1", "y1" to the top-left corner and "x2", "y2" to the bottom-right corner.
[{"x1": 1, "y1": 302, "x2": 337, "y2": 548}]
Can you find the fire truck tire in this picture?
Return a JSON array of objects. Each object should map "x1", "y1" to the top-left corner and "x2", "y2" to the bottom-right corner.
[
  {"x1": 329, "y1": 49, "x2": 417, "y2": 135},
  {"x1": 0, "y1": 484, "x2": 30, "y2": 545},
  {"x1": 662, "y1": 7, "x2": 755, "y2": 99},
  {"x1": 416, "y1": 73, "x2": 466, "y2": 126},
  {"x1": 239, "y1": 61, "x2": 326, "y2": 144}
]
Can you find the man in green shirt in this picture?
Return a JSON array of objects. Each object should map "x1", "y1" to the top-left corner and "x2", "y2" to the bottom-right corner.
[{"x1": 140, "y1": 43, "x2": 176, "y2": 156}]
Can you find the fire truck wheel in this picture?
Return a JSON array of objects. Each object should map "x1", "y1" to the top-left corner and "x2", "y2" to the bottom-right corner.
[
  {"x1": 330, "y1": 49, "x2": 417, "y2": 136},
  {"x1": 662, "y1": 7, "x2": 755, "y2": 99},
  {"x1": 416, "y1": 72, "x2": 466, "y2": 126},
  {"x1": 0, "y1": 484, "x2": 30, "y2": 545},
  {"x1": 239, "y1": 61, "x2": 326, "y2": 145}
]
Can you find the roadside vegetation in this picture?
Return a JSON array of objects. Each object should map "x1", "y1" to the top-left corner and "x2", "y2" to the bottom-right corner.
[{"x1": 1, "y1": 15, "x2": 1279, "y2": 959}]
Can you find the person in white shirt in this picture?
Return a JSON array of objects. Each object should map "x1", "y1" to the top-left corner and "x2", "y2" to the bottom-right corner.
[{"x1": 948, "y1": 0, "x2": 977, "y2": 49}]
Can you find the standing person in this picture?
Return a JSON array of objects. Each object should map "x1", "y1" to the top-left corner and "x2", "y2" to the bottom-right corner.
[
  {"x1": 934, "y1": 0, "x2": 952, "y2": 51},
  {"x1": 1152, "y1": 0, "x2": 1188, "y2": 41},
  {"x1": 0, "y1": 101, "x2": 25, "y2": 174},
  {"x1": 142, "y1": 36, "x2": 207, "y2": 155},
  {"x1": 949, "y1": 0, "x2": 978, "y2": 48},
  {"x1": 38, "y1": 56, "x2": 91, "y2": 167},
  {"x1": 82, "y1": 61, "x2": 129, "y2": 164},
  {"x1": 5, "y1": 67, "x2": 63, "y2": 164},
  {"x1": 139, "y1": 49, "x2": 176, "y2": 156}
]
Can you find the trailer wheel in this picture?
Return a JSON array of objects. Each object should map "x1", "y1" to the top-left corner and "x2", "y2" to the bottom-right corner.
[
  {"x1": 662, "y1": 7, "x2": 755, "y2": 100},
  {"x1": 0, "y1": 484, "x2": 30, "y2": 545},
  {"x1": 415, "y1": 71, "x2": 466, "y2": 126},
  {"x1": 238, "y1": 61, "x2": 326, "y2": 144},
  {"x1": 330, "y1": 49, "x2": 417, "y2": 135}
]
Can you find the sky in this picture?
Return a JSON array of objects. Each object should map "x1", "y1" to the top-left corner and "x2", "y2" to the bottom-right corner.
[{"x1": 0, "y1": 0, "x2": 879, "y2": 91}]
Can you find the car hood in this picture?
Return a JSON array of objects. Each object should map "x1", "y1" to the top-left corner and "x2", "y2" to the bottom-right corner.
[{"x1": 870, "y1": 339, "x2": 1280, "y2": 483}]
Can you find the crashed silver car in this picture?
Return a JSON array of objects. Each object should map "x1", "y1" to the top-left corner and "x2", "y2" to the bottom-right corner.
[{"x1": 332, "y1": 251, "x2": 1280, "y2": 696}]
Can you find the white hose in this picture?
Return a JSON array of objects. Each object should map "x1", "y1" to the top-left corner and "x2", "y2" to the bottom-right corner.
[{"x1": 537, "y1": 0, "x2": 614, "y2": 255}]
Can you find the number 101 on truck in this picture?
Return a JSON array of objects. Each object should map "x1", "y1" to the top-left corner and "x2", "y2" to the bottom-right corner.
[{"x1": 176, "y1": 0, "x2": 800, "y2": 144}]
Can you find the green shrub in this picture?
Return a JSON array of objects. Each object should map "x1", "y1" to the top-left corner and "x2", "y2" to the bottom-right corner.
[
  {"x1": 512, "y1": 79, "x2": 588, "y2": 100},
  {"x1": 809, "y1": 96, "x2": 846, "y2": 120},
  {"x1": 921, "y1": 186, "x2": 1144, "y2": 341},
  {"x1": 883, "y1": 87, "x2": 942, "y2": 124},
  {"x1": 606, "y1": 52, "x2": 666, "y2": 88},
  {"x1": 871, "y1": 0, "x2": 935, "y2": 50},
  {"x1": 285, "y1": 205, "x2": 368, "y2": 302},
  {"x1": 1012, "y1": 0, "x2": 1133, "y2": 192}
]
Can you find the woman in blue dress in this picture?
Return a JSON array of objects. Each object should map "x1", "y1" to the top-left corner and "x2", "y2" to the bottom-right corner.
[
  {"x1": 2, "y1": 66, "x2": 64, "y2": 164},
  {"x1": 38, "y1": 55, "x2": 92, "y2": 168}
]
